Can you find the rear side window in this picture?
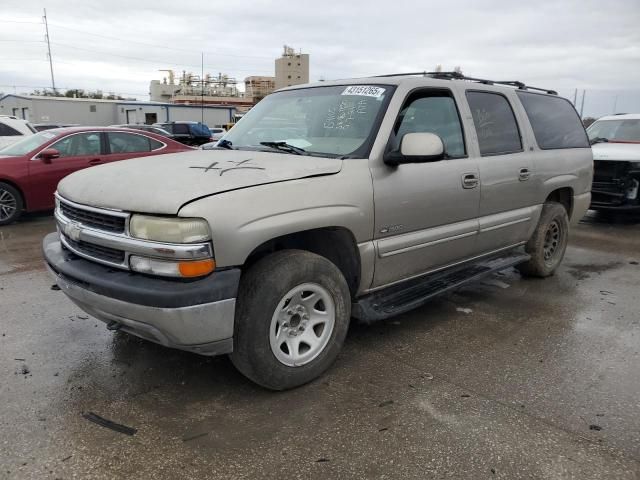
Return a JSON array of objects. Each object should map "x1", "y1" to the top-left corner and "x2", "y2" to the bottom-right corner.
[
  {"x1": 191, "y1": 123, "x2": 210, "y2": 136},
  {"x1": 466, "y1": 91, "x2": 522, "y2": 156},
  {"x1": 0, "y1": 123, "x2": 22, "y2": 136},
  {"x1": 172, "y1": 124, "x2": 190, "y2": 135},
  {"x1": 516, "y1": 91, "x2": 589, "y2": 149},
  {"x1": 149, "y1": 138, "x2": 164, "y2": 150},
  {"x1": 107, "y1": 132, "x2": 152, "y2": 153}
]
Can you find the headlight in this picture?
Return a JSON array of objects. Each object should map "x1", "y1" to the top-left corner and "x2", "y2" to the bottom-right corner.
[{"x1": 129, "y1": 215, "x2": 210, "y2": 243}]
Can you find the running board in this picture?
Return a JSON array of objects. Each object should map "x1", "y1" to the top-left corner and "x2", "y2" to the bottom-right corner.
[{"x1": 352, "y1": 252, "x2": 530, "y2": 323}]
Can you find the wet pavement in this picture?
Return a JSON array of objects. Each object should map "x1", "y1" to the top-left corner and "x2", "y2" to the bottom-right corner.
[{"x1": 1, "y1": 211, "x2": 639, "y2": 479}]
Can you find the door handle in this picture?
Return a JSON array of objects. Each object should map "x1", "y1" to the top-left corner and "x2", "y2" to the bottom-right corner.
[
  {"x1": 88, "y1": 158, "x2": 102, "y2": 165},
  {"x1": 462, "y1": 173, "x2": 479, "y2": 189},
  {"x1": 519, "y1": 168, "x2": 531, "y2": 181}
]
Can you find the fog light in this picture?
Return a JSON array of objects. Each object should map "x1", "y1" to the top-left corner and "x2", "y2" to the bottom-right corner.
[{"x1": 130, "y1": 256, "x2": 215, "y2": 278}]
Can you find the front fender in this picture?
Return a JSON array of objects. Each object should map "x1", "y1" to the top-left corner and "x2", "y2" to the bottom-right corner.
[{"x1": 178, "y1": 159, "x2": 374, "y2": 269}]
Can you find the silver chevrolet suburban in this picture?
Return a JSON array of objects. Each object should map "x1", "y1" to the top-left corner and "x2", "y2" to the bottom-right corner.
[{"x1": 43, "y1": 72, "x2": 593, "y2": 390}]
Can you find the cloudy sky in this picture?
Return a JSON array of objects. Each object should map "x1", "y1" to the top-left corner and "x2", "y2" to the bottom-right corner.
[{"x1": 1, "y1": 0, "x2": 639, "y2": 117}]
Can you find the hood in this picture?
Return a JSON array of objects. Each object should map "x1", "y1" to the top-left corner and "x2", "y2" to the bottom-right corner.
[
  {"x1": 57, "y1": 149, "x2": 343, "y2": 214},
  {"x1": 592, "y1": 142, "x2": 640, "y2": 162}
]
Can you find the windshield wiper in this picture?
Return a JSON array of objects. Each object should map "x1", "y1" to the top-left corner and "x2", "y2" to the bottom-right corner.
[
  {"x1": 259, "y1": 141, "x2": 306, "y2": 155},
  {"x1": 590, "y1": 137, "x2": 609, "y2": 145}
]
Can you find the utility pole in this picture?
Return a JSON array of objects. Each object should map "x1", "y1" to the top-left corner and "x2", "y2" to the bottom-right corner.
[
  {"x1": 613, "y1": 94, "x2": 618, "y2": 114},
  {"x1": 201, "y1": 52, "x2": 204, "y2": 124},
  {"x1": 572, "y1": 88, "x2": 577, "y2": 106},
  {"x1": 579, "y1": 90, "x2": 586, "y2": 118},
  {"x1": 43, "y1": 8, "x2": 56, "y2": 93}
]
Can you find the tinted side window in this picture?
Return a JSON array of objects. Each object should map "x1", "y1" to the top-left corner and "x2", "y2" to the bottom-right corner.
[
  {"x1": 393, "y1": 93, "x2": 466, "y2": 157},
  {"x1": 466, "y1": 92, "x2": 522, "y2": 155},
  {"x1": 0, "y1": 123, "x2": 22, "y2": 136},
  {"x1": 51, "y1": 133, "x2": 101, "y2": 157},
  {"x1": 172, "y1": 124, "x2": 190, "y2": 135},
  {"x1": 108, "y1": 132, "x2": 151, "y2": 153},
  {"x1": 516, "y1": 91, "x2": 589, "y2": 149}
]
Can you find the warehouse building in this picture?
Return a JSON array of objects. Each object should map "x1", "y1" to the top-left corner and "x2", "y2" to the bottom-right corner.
[{"x1": 0, "y1": 94, "x2": 236, "y2": 127}]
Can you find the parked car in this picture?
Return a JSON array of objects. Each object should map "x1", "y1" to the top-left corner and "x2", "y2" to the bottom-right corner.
[
  {"x1": 154, "y1": 121, "x2": 212, "y2": 146},
  {"x1": 110, "y1": 124, "x2": 177, "y2": 139},
  {"x1": 0, "y1": 127, "x2": 192, "y2": 224},
  {"x1": 0, "y1": 116, "x2": 36, "y2": 149},
  {"x1": 44, "y1": 73, "x2": 592, "y2": 390},
  {"x1": 33, "y1": 123, "x2": 80, "y2": 132},
  {"x1": 209, "y1": 127, "x2": 226, "y2": 141},
  {"x1": 587, "y1": 113, "x2": 640, "y2": 211}
]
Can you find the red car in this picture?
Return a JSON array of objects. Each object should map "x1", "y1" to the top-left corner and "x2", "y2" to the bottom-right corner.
[{"x1": 0, "y1": 127, "x2": 192, "y2": 225}]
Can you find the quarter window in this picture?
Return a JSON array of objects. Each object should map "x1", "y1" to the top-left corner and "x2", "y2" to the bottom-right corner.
[
  {"x1": 517, "y1": 91, "x2": 590, "y2": 149},
  {"x1": 50, "y1": 133, "x2": 101, "y2": 157},
  {"x1": 393, "y1": 91, "x2": 466, "y2": 158},
  {"x1": 107, "y1": 132, "x2": 152, "y2": 153},
  {"x1": 466, "y1": 91, "x2": 522, "y2": 155},
  {"x1": 0, "y1": 123, "x2": 22, "y2": 136}
]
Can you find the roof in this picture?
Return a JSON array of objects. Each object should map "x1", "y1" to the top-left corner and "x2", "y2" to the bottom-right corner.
[
  {"x1": 279, "y1": 72, "x2": 558, "y2": 96},
  {"x1": 596, "y1": 113, "x2": 640, "y2": 121}
]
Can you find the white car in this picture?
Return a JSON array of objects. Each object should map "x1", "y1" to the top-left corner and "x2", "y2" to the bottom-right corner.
[
  {"x1": 209, "y1": 127, "x2": 226, "y2": 141},
  {"x1": 0, "y1": 116, "x2": 36, "y2": 149}
]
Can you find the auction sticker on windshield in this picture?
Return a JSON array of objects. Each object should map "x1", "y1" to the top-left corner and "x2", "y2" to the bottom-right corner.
[{"x1": 342, "y1": 86, "x2": 385, "y2": 97}]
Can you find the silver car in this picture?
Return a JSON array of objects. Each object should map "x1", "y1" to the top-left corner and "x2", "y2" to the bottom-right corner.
[{"x1": 44, "y1": 72, "x2": 593, "y2": 390}]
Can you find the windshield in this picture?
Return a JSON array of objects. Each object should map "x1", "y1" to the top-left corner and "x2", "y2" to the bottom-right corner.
[
  {"x1": 587, "y1": 119, "x2": 640, "y2": 143},
  {"x1": 223, "y1": 85, "x2": 394, "y2": 157},
  {"x1": 0, "y1": 131, "x2": 57, "y2": 156}
]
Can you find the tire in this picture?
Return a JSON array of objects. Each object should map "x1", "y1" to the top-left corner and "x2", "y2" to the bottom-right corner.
[
  {"x1": 517, "y1": 202, "x2": 569, "y2": 278},
  {"x1": 0, "y1": 182, "x2": 23, "y2": 226},
  {"x1": 230, "y1": 249, "x2": 351, "y2": 390}
]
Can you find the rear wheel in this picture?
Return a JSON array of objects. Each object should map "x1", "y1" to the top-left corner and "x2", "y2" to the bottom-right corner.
[
  {"x1": 518, "y1": 202, "x2": 569, "y2": 277},
  {"x1": 231, "y1": 250, "x2": 351, "y2": 390},
  {"x1": 0, "y1": 182, "x2": 23, "y2": 226}
]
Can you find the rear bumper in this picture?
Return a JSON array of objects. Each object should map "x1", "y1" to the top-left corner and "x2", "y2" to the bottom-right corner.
[{"x1": 43, "y1": 232, "x2": 240, "y2": 356}]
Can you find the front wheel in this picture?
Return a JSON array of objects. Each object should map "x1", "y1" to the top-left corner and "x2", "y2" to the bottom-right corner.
[
  {"x1": 230, "y1": 250, "x2": 351, "y2": 390},
  {"x1": 0, "y1": 182, "x2": 23, "y2": 226},
  {"x1": 517, "y1": 201, "x2": 569, "y2": 278}
]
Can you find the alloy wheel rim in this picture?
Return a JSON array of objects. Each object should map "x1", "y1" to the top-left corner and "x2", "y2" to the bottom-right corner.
[
  {"x1": 543, "y1": 220, "x2": 561, "y2": 263},
  {"x1": 269, "y1": 282, "x2": 336, "y2": 367},
  {"x1": 0, "y1": 188, "x2": 17, "y2": 221}
]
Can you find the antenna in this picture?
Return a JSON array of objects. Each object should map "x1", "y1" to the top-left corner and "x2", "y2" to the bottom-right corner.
[{"x1": 43, "y1": 8, "x2": 56, "y2": 93}]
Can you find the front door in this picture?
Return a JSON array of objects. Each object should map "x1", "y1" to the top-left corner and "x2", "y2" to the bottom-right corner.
[
  {"x1": 27, "y1": 132, "x2": 104, "y2": 210},
  {"x1": 462, "y1": 89, "x2": 537, "y2": 253},
  {"x1": 370, "y1": 89, "x2": 480, "y2": 288}
]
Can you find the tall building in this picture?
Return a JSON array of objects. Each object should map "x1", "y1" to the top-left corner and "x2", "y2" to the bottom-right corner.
[
  {"x1": 275, "y1": 45, "x2": 309, "y2": 90},
  {"x1": 245, "y1": 76, "x2": 276, "y2": 102}
]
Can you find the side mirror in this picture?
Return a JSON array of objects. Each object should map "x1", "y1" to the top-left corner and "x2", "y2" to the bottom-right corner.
[
  {"x1": 384, "y1": 132, "x2": 446, "y2": 166},
  {"x1": 38, "y1": 148, "x2": 60, "y2": 163}
]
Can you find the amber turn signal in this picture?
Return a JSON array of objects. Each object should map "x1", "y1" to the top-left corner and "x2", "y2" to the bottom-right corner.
[{"x1": 178, "y1": 259, "x2": 216, "y2": 277}]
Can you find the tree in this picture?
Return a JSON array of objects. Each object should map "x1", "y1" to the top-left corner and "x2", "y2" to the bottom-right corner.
[{"x1": 583, "y1": 117, "x2": 596, "y2": 128}]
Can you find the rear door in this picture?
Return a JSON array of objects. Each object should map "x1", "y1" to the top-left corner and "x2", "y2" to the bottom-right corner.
[
  {"x1": 370, "y1": 88, "x2": 480, "y2": 288},
  {"x1": 462, "y1": 89, "x2": 537, "y2": 253},
  {"x1": 27, "y1": 131, "x2": 104, "y2": 210},
  {"x1": 102, "y1": 131, "x2": 166, "y2": 163}
]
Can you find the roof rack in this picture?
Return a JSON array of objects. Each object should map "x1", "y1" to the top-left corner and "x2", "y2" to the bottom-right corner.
[{"x1": 373, "y1": 71, "x2": 557, "y2": 95}]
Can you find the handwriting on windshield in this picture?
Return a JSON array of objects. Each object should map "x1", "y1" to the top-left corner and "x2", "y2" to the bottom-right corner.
[
  {"x1": 324, "y1": 99, "x2": 369, "y2": 130},
  {"x1": 189, "y1": 159, "x2": 265, "y2": 176}
]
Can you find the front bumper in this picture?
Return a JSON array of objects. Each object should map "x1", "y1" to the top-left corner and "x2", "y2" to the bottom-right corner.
[{"x1": 43, "y1": 232, "x2": 240, "y2": 356}]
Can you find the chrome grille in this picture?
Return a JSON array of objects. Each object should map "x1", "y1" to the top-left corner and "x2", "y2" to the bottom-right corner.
[
  {"x1": 63, "y1": 236, "x2": 126, "y2": 264},
  {"x1": 60, "y1": 201, "x2": 126, "y2": 233}
]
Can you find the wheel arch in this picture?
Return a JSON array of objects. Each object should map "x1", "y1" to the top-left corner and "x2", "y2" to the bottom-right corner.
[
  {"x1": 545, "y1": 186, "x2": 574, "y2": 219},
  {"x1": 243, "y1": 226, "x2": 362, "y2": 298}
]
